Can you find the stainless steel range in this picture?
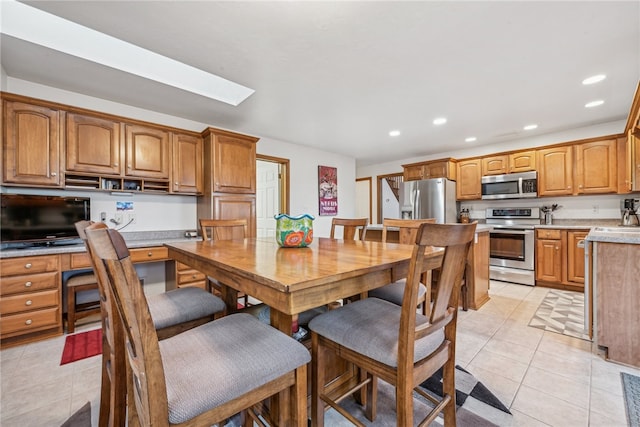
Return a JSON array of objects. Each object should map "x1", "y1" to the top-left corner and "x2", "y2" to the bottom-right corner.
[{"x1": 486, "y1": 207, "x2": 540, "y2": 286}]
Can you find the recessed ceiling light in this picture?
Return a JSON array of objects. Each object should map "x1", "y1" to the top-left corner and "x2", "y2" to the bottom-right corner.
[
  {"x1": 389, "y1": 130, "x2": 401, "y2": 137},
  {"x1": 433, "y1": 117, "x2": 447, "y2": 126},
  {"x1": 1, "y1": 1, "x2": 254, "y2": 106},
  {"x1": 585, "y1": 100, "x2": 605, "y2": 108},
  {"x1": 465, "y1": 137, "x2": 477, "y2": 142},
  {"x1": 523, "y1": 124, "x2": 538, "y2": 131},
  {"x1": 582, "y1": 74, "x2": 606, "y2": 85}
]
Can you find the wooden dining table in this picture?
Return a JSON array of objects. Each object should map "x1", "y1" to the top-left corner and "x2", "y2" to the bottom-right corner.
[{"x1": 165, "y1": 236, "x2": 444, "y2": 335}]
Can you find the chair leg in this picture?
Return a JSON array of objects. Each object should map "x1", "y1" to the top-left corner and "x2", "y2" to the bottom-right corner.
[
  {"x1": 311, "y1": 334, "x2": 325, "y2": 427},
  {"x1": 396, "y1": 380, "x2": 414, "y2": 427},
  {"x1": 67, "y1": 287, "x2": 76, "y2": 334},
  {"x1": 442, "y1": 359, "x2": 457, "y2": 427},
  {"x1": 364, "y1": 372, "x2": 376, "y2": 422}
]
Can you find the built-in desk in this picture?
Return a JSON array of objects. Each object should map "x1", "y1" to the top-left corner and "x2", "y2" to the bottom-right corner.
[{"x1": 0, "y1": 230, "x2": 197, "y2": 348}]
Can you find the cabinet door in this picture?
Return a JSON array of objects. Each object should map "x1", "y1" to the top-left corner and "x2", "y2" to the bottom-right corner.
[
  {"x1": 509, "y1": 150, "x2": 536, "y2": 173},
  {"x1": 3, "y1": 101, "x2": 61, "y2": 186},
  {"x1": 456, "y1": 159, "x2": 482, "y2": 200},
  {"x1": 566, "y1": 230, "x2": 588, "y2": 286},
  {"x1": 403, "y1": 164, "x2": 424, "y2": 181},
  {"x1": 213, "y1": 135, "x2": 256, "y2": 193},
  {"x1": 125, "y1": 124, "x2": 170, "y2": 179},
  {"x1": 66, "y1": 113, "x2": 121, "y2": 175},
  {"x1": 536, "y1": 238, "x2": 562, "y2": 283},
  {"x1": 172, "y1": 133, "x2": 202, "y2": 194},
  {"x1": 537, "y1": 146, "x2": 573, "y2": 196},
  {"x1": 425, "y1": 160, "x2": 455, "y2": 179},
  {"x1": 481, "y1": 155, "x2": 508, "y2": 175},
  {"x1": 632, "y1": 131, "x2": 640, "y2": 191},
  {"x1": 575, "y1": 139, "x2": 617, "y2": 194},
  {"x1": 212, "y1": 194, "x2": 256, "y2": 237}
]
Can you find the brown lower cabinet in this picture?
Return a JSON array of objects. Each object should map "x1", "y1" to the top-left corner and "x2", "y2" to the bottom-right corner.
[{"x1": 535, "y1": 228, "x2": 589, "y2": 291}]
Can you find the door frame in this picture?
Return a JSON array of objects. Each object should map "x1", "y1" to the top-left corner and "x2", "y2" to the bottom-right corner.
[
  {"x1": 257, "y1": 154, "x2": 290, "y2": 215},
  {"x1": 355, "y1": 177, "x2": 373, "y2": 223}
]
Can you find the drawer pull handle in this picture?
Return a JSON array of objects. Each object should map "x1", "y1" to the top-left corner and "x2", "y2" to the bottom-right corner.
[
  {"x1": 25, "y1": 281, "x2": 32, "y2": 287},
  {"x1": 25, "y1": 263, "x2": 32, "y2": 269},
  {"x1": 25, "y1": 300, "x2": 33, "y2": 306},
  {"x1": 25, "y1": 319, "x2": 32, "y2": 325},
  {"x1": 148, "y1": 252, "x2": 153, "y2": 257},
  {"x1": 192, "y1": 274, "x2": 197, "y2": 279}
]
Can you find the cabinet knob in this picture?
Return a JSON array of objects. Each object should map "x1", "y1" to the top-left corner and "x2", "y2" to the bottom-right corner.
[
  {"x1": 25, "y1": 319, "x2": 32, "y2": 325},
  {"x1": 175, "y1": 182, "x2": 178, "y2": 185},
  {"x1": 25, "y1": 300, "x2": 33, "y2": 306},
  {"x1": 25, "y1": 281, "x2": 32, "y2": 287},
  {"x1": 192, "y1": 274, "x2": 197, "y2": 279},
  {"x1": 148, "y1": 252, "x2": 153, "y2": 257},
  {"x1": 24, "y1": 263, "x2": 32, "y2": 269},
  {"x1": 51, "y1": 172, "x2": 57, "y2": 177},
  {"x1": 114, "y1": 163, "x2": 119, "y2": 166}
]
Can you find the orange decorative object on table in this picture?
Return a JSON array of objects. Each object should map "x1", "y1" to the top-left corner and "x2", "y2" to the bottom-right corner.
[{"x1": 275, "y1": 213, "x2": 314, "y2": 247}]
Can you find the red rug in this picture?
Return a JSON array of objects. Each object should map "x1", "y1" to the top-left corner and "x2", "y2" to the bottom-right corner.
[{"x1": 60, "y1": 329, "x2": 102, "y2": 365}]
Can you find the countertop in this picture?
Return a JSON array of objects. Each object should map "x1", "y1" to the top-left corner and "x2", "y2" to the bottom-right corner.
[
  {"x1": 0, "y1": 230, "x2": 200, "y2": 259},
  {"x1": 367, "y1": 223, "x2": 493, "y2": 233},
  {"x1": 585, "y1": 226, "x2": 640, "y2": 245}
]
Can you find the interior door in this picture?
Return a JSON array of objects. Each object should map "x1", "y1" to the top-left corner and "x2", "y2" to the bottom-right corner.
[{"x1": 256, "y1": 160, "x2": 280, "y2": 238}]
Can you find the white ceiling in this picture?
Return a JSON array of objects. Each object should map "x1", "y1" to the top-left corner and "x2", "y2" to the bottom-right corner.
[{"x1": 2, "y1": 1, "x2": 639, "y2": 167}]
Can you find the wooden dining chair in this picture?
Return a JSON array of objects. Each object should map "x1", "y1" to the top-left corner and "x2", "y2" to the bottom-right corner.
[
  {"x1": 368, "y1": 218, "x2": 436, "y2": 314},
  {"x1": 309, "y1": 222, "x2": 476, "y2": 426},
  {"x1": 199, "y1": 218, "x2": 251, "y2": 306},
  {"x1": 75, "y1": 221, "x2": 226, "y2": 427},
  {"x1": 329, "y1": 217, "x2": 369, "y2": 241},
  {"x1": 86, "y1": 225, "x2": 311, "y2": 427}
]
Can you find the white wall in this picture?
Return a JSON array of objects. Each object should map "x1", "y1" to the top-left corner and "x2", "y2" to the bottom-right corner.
[{"x1": 357, "y1": 120, "x2": 630, "y2": 222}]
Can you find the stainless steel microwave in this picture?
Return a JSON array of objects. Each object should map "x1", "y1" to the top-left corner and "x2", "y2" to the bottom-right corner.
[{"x1": 481, "y1": 171, "x2": 538, "y2": 200}]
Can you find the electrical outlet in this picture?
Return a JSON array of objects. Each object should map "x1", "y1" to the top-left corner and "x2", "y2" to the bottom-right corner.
[
  {"x1": 100, "y1": 211, "x2": 107, "y2": 222},
  {"x1": 114, "y1": 213, "x2": 123, "y2": 224},
  {"x1": 592, "y1": 205, "x2": 599, "y2": 213},
  {"x1": 127, "y1": 213, "x2": 136, "y2": 224}
]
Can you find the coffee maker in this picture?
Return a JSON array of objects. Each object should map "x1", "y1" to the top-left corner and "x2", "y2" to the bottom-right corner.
[{"x1": 621, "y1": 198, "x2": 640, "y2": 226}]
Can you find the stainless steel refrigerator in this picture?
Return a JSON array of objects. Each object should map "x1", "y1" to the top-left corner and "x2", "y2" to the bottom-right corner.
[{"x1": 399, "y1": 178, "x2": 458, "y2": 223}]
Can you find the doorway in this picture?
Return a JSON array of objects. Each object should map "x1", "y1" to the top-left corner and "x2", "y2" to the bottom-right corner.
[
  {"x1": 256, "y1": 155, "x2": 290, "y2": 238},
  {"x1": 355, "y1": 177, "x2": 372, "y2": 224}
]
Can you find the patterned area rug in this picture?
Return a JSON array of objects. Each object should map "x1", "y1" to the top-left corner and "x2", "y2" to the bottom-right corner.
[
  {"x1": 528, "y1": 289, "x2": 590, "y2": 341},
  {"x1": 621, "y1": 372, "x2": 640, "y2": 427}
]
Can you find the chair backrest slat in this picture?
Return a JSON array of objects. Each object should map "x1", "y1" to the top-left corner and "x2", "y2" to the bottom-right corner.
[
  {"x1": 381, "y1": 218, "x2": 436, "y2": 244},
  {"x1": 330, "y1": 218, "x2": 369, "y2": 240},
  {"x1": 200, "y1": 218, "x2": 248, "y2": 241}
]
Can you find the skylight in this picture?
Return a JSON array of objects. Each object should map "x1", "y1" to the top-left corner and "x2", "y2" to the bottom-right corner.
[{"x1": 0, "y1": 0, "x2": 254, "y2": 106}]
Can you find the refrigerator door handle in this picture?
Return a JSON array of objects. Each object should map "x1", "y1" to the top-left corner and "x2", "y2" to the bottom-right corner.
[{"x1": 414, "y1": 189, "x2": 420, "y2": 219}]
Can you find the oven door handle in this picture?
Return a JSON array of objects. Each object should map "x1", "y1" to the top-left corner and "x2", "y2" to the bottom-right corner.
[{"x1": 490, "y1": 228, "x2": 533, "y2": 234}]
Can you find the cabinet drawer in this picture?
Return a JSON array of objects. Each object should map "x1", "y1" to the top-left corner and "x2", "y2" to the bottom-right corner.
[
  {"x1": 177, "y1": 269, "x2": 206, "y2": 284},
  {"x1": 130, "y1": 247, "x2": 168, "y2": 263},
  {"x1": 0, "y1": 255, "x2": 59, "y2": 276},
  {"x1": 0, "y1": 307, "x2": 60, "y2": 337},
  {"x1": 0, "y1": 289, "x2": 59, "y2": 315},
  {"x1": 537, "y1": 229, "x2": 562, "y2": 239},
  {"x1": 0, "y1": 271, "x2": 58, "y2": 296},
  {"x1": 70, "y1": 252, "x2": 92, "y2": 269}
]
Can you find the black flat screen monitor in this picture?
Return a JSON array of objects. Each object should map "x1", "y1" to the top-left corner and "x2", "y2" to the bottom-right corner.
[{"x1": 1, "y1": 194, "x2": 91, "y2": 247}]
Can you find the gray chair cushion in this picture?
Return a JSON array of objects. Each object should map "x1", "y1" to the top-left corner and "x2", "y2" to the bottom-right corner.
[
  {"x1": 148, "y1": 287, "x2": 226, "y2": 330},
  {"x1": 256, "y1": 304, "x2": 328, "y2": 326},
  {"x1": 308, "y1": 298, "x2": 444, "y2": 367},
  {"x1": 159, "y1": 313, "x2": 311, "y2": 424},
  {"x1": 368, "y1": 279, "x2": 426, "y2": 306}
]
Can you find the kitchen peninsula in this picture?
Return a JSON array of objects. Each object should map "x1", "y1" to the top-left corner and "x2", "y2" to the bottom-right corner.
[{"x1": 586, "y1": 227, "x2": 640, "y2": 368}]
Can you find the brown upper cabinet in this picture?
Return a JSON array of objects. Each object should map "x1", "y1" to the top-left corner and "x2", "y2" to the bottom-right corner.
[
  {"x1": 202, "y1": 128, "x2": 258, "y2": 194},
  {"x1": 402, "y1": 158, "x2": 456, "y2": 181},
  {"x1": 124, "y1": 124, "x2": 170, "y2": 179},
  {"x1": 456, "y1": 158, "x2": 482, "y2": 200},
  {"x1": 66, "y1": 112, "x2": 122, "y2": 175},
  {"x1": 537, "y1": 146, "x2": 573, "y2": 196},
  {"x1": 171, "y1": 132, "x2": 203, "y2": 194},
  {"x1": 574, "y1": 139, "x2": 617, "y2": 194},
  {"x1": 2, "y1": 100, "x2": 61, "y2": 187},
  {"x1": 482, "y1": 150, "x2": 536, "y2": 176}
]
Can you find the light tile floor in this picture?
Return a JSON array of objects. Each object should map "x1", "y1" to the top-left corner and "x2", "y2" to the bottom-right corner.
[{"x1": 1, "y1": 281, "x2": 638, "y2": 426}]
